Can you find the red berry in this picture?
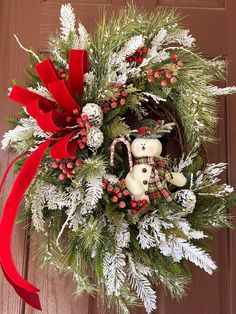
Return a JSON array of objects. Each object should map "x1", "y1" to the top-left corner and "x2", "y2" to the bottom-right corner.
[
  {"x1": 119, "y1": 179, "x2": 126, "y2": 185},
  {"x1": 117, "y1": 192, "x2": 123, "y2": 199},
  {"x1": 166, "y1": 71, "x2": 173, "y2": 78},
  {"x1": 161, "y1": 80, "x2": 168, "y2": 87},
  {"x1": 61, "y1": 73, "x2": 66, "y2": 79},
  {"x1": 137, "y1": 57, "x2": 143, "y2": 64},
  {"x1": 172, "y1": 54, "x2": 178, "y2": 61},
  {"x1": 130, "y1": 200, "x2": 137, "y2": 209},
  {"x1": 119, "y1": 201, "x2": 126, "y2": 208},
  {"x1": 111, "y1": 195, "x2": 118, "y2": 203},
  {"x1": 154, "y1": 70, "x2": 161, "y2": 78},
  {"x1": 82, "y1": 114, "x2": 89, "y2": 121},
  {"x1": 148, "y1": 76, "x2": 155, "y2": 83},
  {"x1": 121, "y1": 90, "x2": 128, "y2": 97},
  {"x1": 107, "y1": 184, "x2": 113, "y2": 192},
  {"x1": 76, "y1": 158, "x2": 83, "y2": 166},
  {"x1": 111, "y1": 102, "x2": 117, "y2": 109},
  {"x1": 82, "y1": 136, "x2": 87, "y2": 143},
  {"x1": 85, "y1": 122, "x2": 91, "y2": 129},
  {"x1": 120, "y1": 98, "x2": 126, "y2": 105},
  {"x1": 67, "y1": 172, "x2": 74, "y2": 179},
  {"x1": 141, "y1": 47, "x2": 148, "y2": 56},
  {"x1": 134, "y1": 50, "x2": 141, "y2": 56},
  {"x1": 52, "y1": 162, "x2": 59, "y2": 169},
  {"x1": 170, "y1": 63, "x2": 177, "y2": 70},
  {"x1": 67, "y1": 162, "x2": 74, "y2": 169},
  {"x1": 59, "y1": 173, "x2": 66, "y2": 180},
  {"x1": 59, "y1": 163, "x2": 66, "y2": 170},
  {"x1": 128, "y1": 57, "x2": 134, "y2": 63},
  {"x1": 170, "y1": 77, "x2": 177, "y2": 84},
  {"x1": 103, "y1": 107, "x2": 110, "y2": 113},
  {"x1": 80, "y1": 129, "x2": 86, "y2": 136},
  {"x1": 78, "y1": 142, "x2": 86, "y2": 150},
  {"x1": 114, "y1": 187, "x2": 120, "y2": 194},
  {"x1": 77, "y1": 118, "x2": 84, "y2": 127},
  {"x1": 131, "y1": 209, "x2": 138, "y2": 215},
  {"x1": 146, "y1": 68, "x2": 153, "y2": 75},
  {"x1": 123, "y1": 189, "x2": 130, "y2": 196}
]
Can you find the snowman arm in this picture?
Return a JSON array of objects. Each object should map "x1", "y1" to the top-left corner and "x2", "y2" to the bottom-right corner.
[
  {"x1": 125, "y1": 173, "x2": 145, "y2": 195},
  {"x1": 166, "y1": 172, "x2": 187, "y2": 187}
]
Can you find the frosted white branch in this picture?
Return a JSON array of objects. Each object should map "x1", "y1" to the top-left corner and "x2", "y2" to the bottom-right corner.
[
  {"x1": 78, "y1": 23, "x2": 89, "y2": 49},
  {"x1": 209, "y1": 86, "x2": 236, "y2": 96},
  {"x1": 1, "y1": 117, "x2": 51, "y2": 152},
  {"x1": 81, "y1": 175, "x2": 104, "y2": 215},
  {"x1": 116, "y1": 223, "x2": 130, "y2": 248},
  {"x1": 103, "y1": 248, "x2": 127, "y2": 296},
  {"x1": 28, "y1": 83, "x2": 55, "y2": 101},
  {"x1": 60, "y1": 4, "x2": 79, "y2": 47},
  {"x1": 128, "y1": 255, "x2": 157, "y2": 314},
  {"x1": 170, "y1": 238, "x2": 217, "y2": 274}
]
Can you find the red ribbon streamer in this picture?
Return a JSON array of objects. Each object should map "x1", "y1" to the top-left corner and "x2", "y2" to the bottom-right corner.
[{"x1": 0, "y1": 49, "x2": 89, "y2": 310}]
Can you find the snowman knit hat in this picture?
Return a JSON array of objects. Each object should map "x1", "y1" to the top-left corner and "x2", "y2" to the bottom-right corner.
[{"x1": 133, "y1": 119, "x2": 175, "y2": 139}]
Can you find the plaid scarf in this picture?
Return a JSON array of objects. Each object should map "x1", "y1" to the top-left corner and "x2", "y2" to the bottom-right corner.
[{"x1": 134, "y1": 157, "x2": 172, "y2": 203}]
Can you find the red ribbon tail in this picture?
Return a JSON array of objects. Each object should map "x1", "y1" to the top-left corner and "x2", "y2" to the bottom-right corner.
[
  {"x1": 0, "y1": 140, "x2": 52, "y2": 310},
  {"x1": 0, "y1": 151, "x2": 28, "y2": 194},
  {"x1": 2, "y1": 266, "x2": 42, "y2": 310}
]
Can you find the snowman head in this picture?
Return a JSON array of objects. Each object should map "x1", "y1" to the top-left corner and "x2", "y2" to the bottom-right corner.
[{"x1": 131, "y1": 138, "x2": 162, "y2": 158}]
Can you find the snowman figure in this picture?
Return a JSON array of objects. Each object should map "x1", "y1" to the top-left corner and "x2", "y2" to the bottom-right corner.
[{"x1": 125, "y1": 122, "x2": 187, "y2": 204}]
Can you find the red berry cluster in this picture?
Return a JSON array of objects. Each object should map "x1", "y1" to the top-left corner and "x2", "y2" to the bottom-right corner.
[
  {"x1": 58, "y1": 68, "x2": 67, "y2": 80},
  {"x1": 103, "y1": 179, "x2": 130, "y2": 208},
  {"x1": 126, "y1": 46, "x2": 148, "y2": 65},
  {"x1": 102, "y1": 89, "x2": 129, "y2": 114},
  {"x1": 71, "y1": 110, "x2": 91, "y2": 150},
  {"x1": 52, "y1": 157, "x2": 83, "y2": 181},
  {"x1": 146, "y1": 53, "x2": 184, "y2": 87},
  {"x1": 129, "y1": 199, "x2": 148, "y2": 216}
]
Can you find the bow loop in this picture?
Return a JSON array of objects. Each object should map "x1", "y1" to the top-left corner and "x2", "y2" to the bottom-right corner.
[
  {"x1": 35, "y1": 58, "x2": 60, "y2": 88},
  {"x1": 69, "y1": 49, "x2": 89, "y2": 97},
  {"x1": 1, "y1": 49, "x2": 89, "y2": 311}
]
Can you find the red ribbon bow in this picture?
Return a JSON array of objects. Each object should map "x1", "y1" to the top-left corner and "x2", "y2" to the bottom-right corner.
[{"x1": 0, "y1": 49, "x2": 89, "y2": 310}]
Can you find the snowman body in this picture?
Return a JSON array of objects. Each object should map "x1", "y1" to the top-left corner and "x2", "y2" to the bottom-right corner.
[
  {"x1": 126, "y1": 163, "x2": 152, "y2": 201},
  {"x1": 125, "y1": 137, "x2": 187, "y2": 202}
]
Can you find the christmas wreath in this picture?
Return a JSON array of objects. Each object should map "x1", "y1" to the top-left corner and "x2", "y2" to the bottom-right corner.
[{"x1": 1, "y1": 3, "x2": 236, "y2": 313}]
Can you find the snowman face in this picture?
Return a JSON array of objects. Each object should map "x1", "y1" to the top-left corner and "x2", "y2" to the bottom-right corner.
[{"x1": 131, "y1": 138, "x2": 162, "y2": 158}]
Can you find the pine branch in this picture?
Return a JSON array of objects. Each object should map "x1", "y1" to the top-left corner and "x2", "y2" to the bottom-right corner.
[
  {"x1": 103, "y1": 247, "x2": 127, "y2": 296},
  {"x1": 127, "y1": 255, "x2": 157, "y2": 314},
  {"x1": 171, "y1": 238, "x2": 217, "y2": 274}
]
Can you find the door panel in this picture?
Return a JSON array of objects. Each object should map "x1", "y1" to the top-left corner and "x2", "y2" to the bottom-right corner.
[
  {"x1": 158, "y1": 0, "x2": 225, "y2": 8},
  {"x1": 0, "y1": 1, "x2": 41, "y2": 313}
]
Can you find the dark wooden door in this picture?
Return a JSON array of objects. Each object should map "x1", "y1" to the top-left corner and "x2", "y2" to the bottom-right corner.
[{"x1": 0, "y1": 1, "x2": 235, "y2": 313}]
